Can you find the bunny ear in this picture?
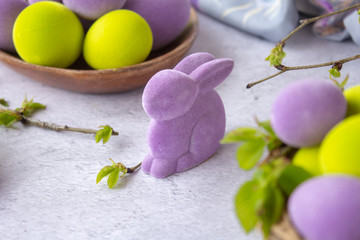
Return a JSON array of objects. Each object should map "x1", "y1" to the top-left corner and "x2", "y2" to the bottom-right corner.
[
  {"x1": 190, "y1": 58, "x2": 234, "y2": 92},
  {"x1": 174, "y1": 52, "x2": 215, "y2": 74}
]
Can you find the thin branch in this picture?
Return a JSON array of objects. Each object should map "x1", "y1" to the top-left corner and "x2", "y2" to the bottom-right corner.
[
  {"x1": 259, "y1": 146, "x2": 296, "y2": 167},
  {"x1": 247, "y1": 54, "x2": 360, "y2": 88},
  {"x1": 248, "y1": 4, "x2": 360, "y2": 88},
  {"x1": 22, "y1": 117, "x2": 118, "y2": 135},
  {"x1": 127, "y1": 162, "x2": 142, "y2": 173},
  {"x1": 280, "y1": 3, "x2": 360, "y2": 45},
  {"x1": 247, "y1": 70, "x2": 285, "y2": 88},
  {"x1": 0, "y1": 104, "x2": 119, "y2": 135}
]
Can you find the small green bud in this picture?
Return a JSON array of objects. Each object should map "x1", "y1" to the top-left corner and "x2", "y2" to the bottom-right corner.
[
  {"x1": 265, "y1": 44, "x2": 286, "y2": 67},
  {"x1": 95, "y1": 125, "x2": 113, "y2": 144}
]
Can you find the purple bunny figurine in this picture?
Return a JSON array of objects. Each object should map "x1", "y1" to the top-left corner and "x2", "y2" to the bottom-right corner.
[{"x1": 142, "y1": 52, "x2": 234, "y2": 178}]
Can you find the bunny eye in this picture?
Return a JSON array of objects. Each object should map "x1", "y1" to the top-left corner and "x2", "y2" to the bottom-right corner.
[{"x1": 142, "y1": 70, "x2": 199, "y2": 121}]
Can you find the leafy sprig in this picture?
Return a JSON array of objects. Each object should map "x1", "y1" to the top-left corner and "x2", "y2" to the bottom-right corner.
[
  {"x1": 234, "y1": 158, "x2": 313, "y2": 237},
  {"x1": 0, "y1": 97, "x2": 45, "y2": 127},
  {"x1": 0, "y1": 97, "x2": 119, "y2": 137},
  {"x1": 0, "y1": 98, "x2": 9, "y2": 107},
  {"x1": 247, "y1": 3, "x2": 360, "y2": 89},
  {"x1": 97, "y1": 159, "x2": 128, "y2": 188},
  {"x1": 16, "y1": 96, "x2": 46, "y2": 117},
  {"x1": 96, "y1": 159, "x2": 142, "y2": 189},
  {"x1": 222, "y1": 120, "x2": 313, "y2": 237}
]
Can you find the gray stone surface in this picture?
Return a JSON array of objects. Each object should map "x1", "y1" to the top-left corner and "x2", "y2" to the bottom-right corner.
[{"x1": 1, "y1": 11, "x2": 360, "y2": 240}]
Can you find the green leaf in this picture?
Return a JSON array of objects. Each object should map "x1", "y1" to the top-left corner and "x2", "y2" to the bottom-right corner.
[
  {"x1": 107, "y1": 168, "x2": 121, "y2": 189},
  {"x1": 236, "y1": 139, "x2": 266, "y2": 170},
  {"x1": 96, "y1": 166, "x2": 115, "y2": 184},
  {"x1": 0, "y1": 110, "x2": 20, "y2": 127},
  {"x1": 28, "y1": 102, "x2": 46, "y2": 110},
  {"x1": 265, "y1": 44, "x2": 286, "y2": 67},
  {"x1": 16, "y1": 97, "x2": 46, "y2": 117},
  {"x1": 221, "y1": 127, "x2": 263, "y2": 144},
  {"x1": 95, "y1": 125, "x2": 113, "y2": 144},
  {"x1": 0, "y1": 98, "x2": 9, "y2": 107},
  {"x1": 254, "y1": 120, "x2": 283, "y2": 150},
  {"x1": 234, "y1": 180, "x2": 264, "y2": 233},
  {"x1": 258, "y1": 120, "x2": 275, "y2": 136},
  {"x1": 329, "y1": 68, "x2": 341, "y2": 78},
  {"x1": 259, "y1": 186, "x2": 285, "y2": 237},
  {"x1": 278, "y1": 164, "x2": 313, "y2": 196}
]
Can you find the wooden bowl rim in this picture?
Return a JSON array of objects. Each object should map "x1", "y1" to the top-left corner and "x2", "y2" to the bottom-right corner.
[{"x1": 0, "y1": 8, "x2": 198, "y2": 77}]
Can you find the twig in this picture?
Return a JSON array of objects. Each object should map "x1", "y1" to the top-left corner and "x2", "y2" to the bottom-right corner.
[
  {"x1": 280, "y1": 3, "x2": 360, "y2": 45},
  {"x1": 247, "y1": 54, "x2": 360, "y2": 88},
  {"x1": 22, "y1": 117, "x2": 118, "y2": 135},
  {"x1": 127, "y1": 162, "x2": 142, "y2": 173},
  {"x1": 259, "y1": 146, "x2": 296, "y2": 166},
  {"x1": 247, "y1": 3, "x2": 360, "y2": 88},
  {"x1": 0, "y1": 105, "x2": 119, "y2": 135}
]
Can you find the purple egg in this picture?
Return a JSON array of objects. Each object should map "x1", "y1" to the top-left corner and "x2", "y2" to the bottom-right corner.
[
  {"x1": 63, "y1": 0, "x2": 126, "y2": 20},
  {"x1": 190, "y1": 0, "x2": 199, "y2": 9},
  {"x1": 125, "y1": 0, "x2": 191, "y2": 50},
  {"x1": 288, "y1": 175, "x2": 360, "y2": 240},
  {"x1": 270, "y1": 79, "x2": 346, "y2": 147},
  {"x1": 0, "y1": 0, "x2": 28, "y2": 52}
]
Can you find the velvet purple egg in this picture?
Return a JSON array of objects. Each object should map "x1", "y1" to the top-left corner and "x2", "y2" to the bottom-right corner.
[
  {"x1": 125, "y1": 0, "x2": 191, "y2": 50},
  {"x1": 288, "y1": 175, "x2": 360, "y2": 240},
  {"x1": 270, "y1": 79, "x2": 346, "y2": 147},
  {"x1": 63, "y1": 0, "x2": 126, "y2": 20},
  {"x1": 0, "y1": 0, "x2": 28, "y2": 52}
]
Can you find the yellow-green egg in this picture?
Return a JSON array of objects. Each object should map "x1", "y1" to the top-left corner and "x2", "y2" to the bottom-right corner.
[
  {"x1": 83, "y1": 9, "x2": 153, "y2": 70},
  {"x1": 292, "y1": 147, "x2": 322, "y2": 175},
  {"x1": 344, "y1": 85, "x2": 360, "y2": 117},
  {"x1": 320, "y1": 115, "x2": 360, "y2": 177},
  {"x1": 13, "y1": 1, "x2": 84, "y2": 68}
]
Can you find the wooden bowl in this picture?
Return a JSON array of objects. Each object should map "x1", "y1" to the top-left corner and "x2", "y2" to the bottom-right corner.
[{"x1": 0, "y1": 8, "x2": 198, "y2": 94}]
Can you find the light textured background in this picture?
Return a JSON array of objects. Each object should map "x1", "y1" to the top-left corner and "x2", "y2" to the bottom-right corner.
[{"x1": 1, "y1": 11, "x2": 360, "y2": 240}]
